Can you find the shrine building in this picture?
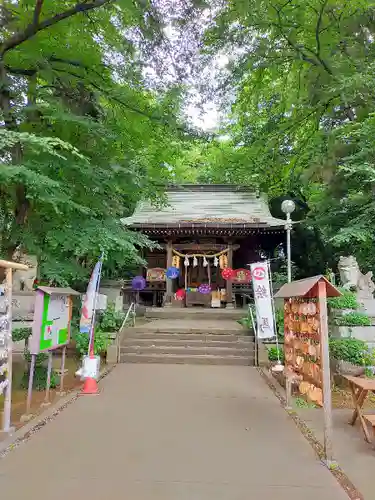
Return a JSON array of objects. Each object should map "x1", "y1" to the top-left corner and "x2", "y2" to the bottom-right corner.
[{"x1": 121, "y1": 184, "x2": 286, "y2": 308}]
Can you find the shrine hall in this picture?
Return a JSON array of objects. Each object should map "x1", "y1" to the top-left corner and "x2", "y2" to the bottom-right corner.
[{"x1": 121, "y1": 184, "x2": 287, "y2": 308}]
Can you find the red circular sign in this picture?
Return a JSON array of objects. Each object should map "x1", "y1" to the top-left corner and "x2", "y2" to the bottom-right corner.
[{"x1": 252, "y1": 267, "x2": 266, "y2": 280}]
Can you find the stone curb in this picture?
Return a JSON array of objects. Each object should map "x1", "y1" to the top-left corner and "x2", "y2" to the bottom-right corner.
[
  {"x1": 258, "y1": 367, "x2": 364, "y2": 500},
  {"x1": 0, "y1": 364, "x2": 116, "y2": 459}
]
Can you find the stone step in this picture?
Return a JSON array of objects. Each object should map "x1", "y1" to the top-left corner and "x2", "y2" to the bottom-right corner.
[
  {"x1": 145, "y1": 308, "x2": 246, "y2": 321},
  {"x1": 122, "y1": 337, "x2": 254, "y2": 348},
  {"x1": 120, "y1": 353, "x2": 253, "y2": 366},
  {"x1": 122, "y1": 345, "x2": 254, "y2": 356},
  {"x1": 123, "y1": 333, "x2": 254, "y2": 342},
  {"x1": 125, "y1": 327, "x2": 247, "y2": 335}
]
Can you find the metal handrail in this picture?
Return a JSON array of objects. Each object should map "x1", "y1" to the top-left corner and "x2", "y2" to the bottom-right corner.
[{"x1": 116, "y1": 302, "x2": 136, "y2": 363}]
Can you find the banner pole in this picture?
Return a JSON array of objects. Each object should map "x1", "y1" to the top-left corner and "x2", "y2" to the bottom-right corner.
[{"x1": 87, "y1": 255, "x2": 104, "y2": 357}]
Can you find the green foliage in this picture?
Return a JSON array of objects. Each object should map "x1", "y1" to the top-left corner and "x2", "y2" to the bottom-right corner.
[
  {"x1": 294, "y1": 397, "x2": 316, "y2": 409},
  {"x1": 327, "y1": 290, "x2": 359, "y2": 311},
  {"x1": 0, "y1": 0, "x2": 201, "y2": 285},
  {"x1": 12, "y1": 327, "x2": 32, "y2": 342},
  {"x1": 98, "y1": 304, "x2": 125, "y2": 333},
  {"x1": 20, "y1": 347, "x2": 59, "y2": 391},
  {"x1": 329, "y1": 338, "x2": 368, "y2": 366},
  {"x1": 267, "y1": 346, "x2": 285, "y2": 364},
  {"x1": 75, "y1": 330, "x2": 110, "y2": 358},
  {"x1": 335, "y1": 312, "x2": 371, "y2": 327},
  {"x1": 23, "y1": 348, "x2": 48, "y2": 366},
  {"x1": 20, "y1": 366, "x2": 59, "y2": 392},
  {"x1": 194, "y1": 0, "x2": 375, "y2": 277},
  {"x1": 238, "y1": 304, "x2": 255, "y2": 331},
  {"x1": 275, "y1": 307, "x2": 284, "y2": 338}
]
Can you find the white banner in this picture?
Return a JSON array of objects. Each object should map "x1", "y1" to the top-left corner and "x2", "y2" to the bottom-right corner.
[{"x1": 250, "y1": 262, "x2": 275, "y2": 340}]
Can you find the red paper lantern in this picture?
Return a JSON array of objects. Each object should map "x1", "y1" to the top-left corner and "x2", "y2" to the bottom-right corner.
[
  {"x1": 175, "y1": 289, "x2": 186, "y2": 301},
  {"x1": 221, "y1": 267, "x2": 235, "y2": 280}
]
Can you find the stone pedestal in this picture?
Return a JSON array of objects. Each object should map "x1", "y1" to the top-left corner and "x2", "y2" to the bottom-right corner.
[{"x1": 359, "y1": 298, "x2": 375, "y2": 317}]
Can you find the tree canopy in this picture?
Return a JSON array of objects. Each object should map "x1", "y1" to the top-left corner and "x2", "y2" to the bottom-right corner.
[
  {"x1": 3, "y1": 0, "x2": 375, "y2": 282},
  {"x1": 0, "y1": 1, "x2": 202, "y2": 284},
  {"x1": 186, "y1": 0, "x2": 375, "y2": 275}
]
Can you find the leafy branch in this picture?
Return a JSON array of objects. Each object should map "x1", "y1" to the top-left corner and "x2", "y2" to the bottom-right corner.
[{"x1": 1, "y1": 1, "x2": 114, "y2": 55}]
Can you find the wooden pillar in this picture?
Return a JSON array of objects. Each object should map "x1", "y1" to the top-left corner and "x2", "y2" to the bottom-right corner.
[
  {"x1": 165, "y1": 239, "x2": 173, "y2": 306},
  {"x1": 226, "y1": 241, "x2": 234, "y2": 309},
  {"x1": 318, "y1": 280, "x2": 335, "y2": 465}
]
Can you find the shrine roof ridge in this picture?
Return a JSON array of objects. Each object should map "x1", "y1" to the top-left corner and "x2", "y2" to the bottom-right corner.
[{"x1": 122, "y1": 184, "x2": 286, "y2": 229}]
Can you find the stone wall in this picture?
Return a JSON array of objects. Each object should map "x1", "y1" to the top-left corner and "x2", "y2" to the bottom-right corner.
[
  {"x1": 99, "y1": 280, "x2": 123, "y2": 311},
  {"x1": 330, "y1": 324, "x2": 375, "y2": 350}
]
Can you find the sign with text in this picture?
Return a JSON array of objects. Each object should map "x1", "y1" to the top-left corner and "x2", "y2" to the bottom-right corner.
[{"x1": 250, "y1": 262, "x2": 275, "y2": 340}]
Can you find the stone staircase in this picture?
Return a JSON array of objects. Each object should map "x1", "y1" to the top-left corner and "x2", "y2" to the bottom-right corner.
[{"x1": 119, "y1": 309, "x2": 255, "y2": 365}]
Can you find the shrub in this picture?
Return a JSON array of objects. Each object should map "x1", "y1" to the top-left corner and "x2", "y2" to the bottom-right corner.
[
  {"x1": 267, "y1": 346, "x2": 285, "y2": 363},
  {"x1": 327, "y1": 289, "x2": 359, "y2": 311},
  {"x1": 20, "y1": 366, "x2": 59, "y2": 391},
  {"x1": 335, "y1": 312, "x2": 371, "y2": 327},
  {"x1": 20, "y1": 348, "x2": 59, "y2": 391},
  {"x1": 12, "y1": 327, "x2": 32, "y2": 342},
  {"x1": 75, "y1": 329, "x2": 109, "y2": 358},
  {"x1": 275, "y1": 307, "x2": 284, "y2": 337},
  {"x1": 329, "y1": 337, "x2": 367, "y2": 366},
  {"x1": 98, "y1": 304, "x2": 125, "y2": 332}
]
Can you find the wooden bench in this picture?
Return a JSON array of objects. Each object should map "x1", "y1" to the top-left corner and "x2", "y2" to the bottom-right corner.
[{"x1": 363, "y1": 415, "x2": 375, "y2": 448}]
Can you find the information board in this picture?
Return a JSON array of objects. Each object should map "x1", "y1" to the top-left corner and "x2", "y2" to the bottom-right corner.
[{"x1": 30, "y1": 289, "x2": 74, "y2": 354}]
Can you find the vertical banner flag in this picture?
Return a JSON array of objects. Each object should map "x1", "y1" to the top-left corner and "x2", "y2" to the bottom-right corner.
[
  {"x1": 80, "y1": 257, "x2": 103, "y2": 334},
  {"x1": 250, "y1": 262, "x2": 275, "y2": 340}
]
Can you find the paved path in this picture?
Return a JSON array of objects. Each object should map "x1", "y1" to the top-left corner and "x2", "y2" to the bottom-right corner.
[{"x1": 1, "y1": 365, "x2": 347, "y2": 499}]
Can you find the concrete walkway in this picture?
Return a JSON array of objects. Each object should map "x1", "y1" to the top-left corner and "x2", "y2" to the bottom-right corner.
[{"x1": 1, "y1": 365, "x2": 347, "y2": 499}]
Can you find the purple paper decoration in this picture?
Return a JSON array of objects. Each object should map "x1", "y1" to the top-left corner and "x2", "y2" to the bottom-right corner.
[
  {"x1": 132, "y1": 276, "x2": 146, "y2": 291},
  {"x1": 166, "y1": 266, "x2": 180, "y2": 279},
  {"x1": 198, "y1": 283, "x2": 211, "y2": 295}
]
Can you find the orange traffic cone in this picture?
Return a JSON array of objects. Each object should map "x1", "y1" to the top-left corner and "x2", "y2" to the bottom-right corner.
[{"x1": 81, "y1": 375, "x2": 99, "y2": 395}]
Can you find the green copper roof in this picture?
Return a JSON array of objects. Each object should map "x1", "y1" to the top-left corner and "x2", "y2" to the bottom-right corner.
[{"x1": 121, "y1": 185, "x2": 286, "y2": 228}]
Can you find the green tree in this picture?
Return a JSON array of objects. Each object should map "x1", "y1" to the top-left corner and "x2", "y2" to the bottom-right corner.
[
  {"x1": 196, "y1": 0, "x2": 375, "y2": 274},
  {"x1": 0, "y1": 1, "x2": 198, "y2": 283}
]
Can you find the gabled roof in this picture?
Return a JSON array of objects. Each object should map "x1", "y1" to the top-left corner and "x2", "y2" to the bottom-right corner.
[
  {"x1": 274, "y1": 276, "x2": 341, "y2": 299},
  {"x1": 121, "y1": 185, "x2": 286, "y2": 229}
]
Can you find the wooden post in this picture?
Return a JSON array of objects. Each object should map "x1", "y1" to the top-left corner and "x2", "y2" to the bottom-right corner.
[
  {"x1": 59, "y1": 346, "x2": 67, "y2": 396},
  {"x1": 226, "y1": 242, "x2": 234, "y2": 309},
  {"x1": 165, "y1": 240, "x2": 173, "y2": 307},
  {"x1": 41, "y1": 351, "x2": 53, "y2": 407},
  {"x1": 318, "y1": 280, "x2": 335, "y2": 465},
  {"x1": 2, "y1": 268, "x2": 13, "y2": 433}
]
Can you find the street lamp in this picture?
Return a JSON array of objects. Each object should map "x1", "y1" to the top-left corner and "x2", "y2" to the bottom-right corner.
[{"x1": 281, "y1": 199, "x2": 295, "y2": 283}]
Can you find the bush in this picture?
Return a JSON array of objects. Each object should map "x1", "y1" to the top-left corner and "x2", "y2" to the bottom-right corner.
[
  {"x1": 335, "y1": 312, "x2": 371, "y2": 327},
  {"x1": 23, "y1": 347, "x2": 48, "y2": 365},
  {"x1": 267, "y1": 346, "x2": 285, "y2": 363},
  {"x1": 20, "y1": 348, "x2": 59, "y2": 391},
  {"x1": 327, "y1": 289, "x2": 359, "y2": 311},
  {"x1": 329, "y1": 337, "x2": 367, "y2": 366},
  {"x1": 20, "y1": 366, "x2": 59, "y2": 391},
  {"x1": 98, "y1": 304, "x2": 125, "y2": 332},
  {"x1": 275, "y1": 307, "x2": 284, "y2": 337},
  {"x1": 12, "y1": 327, "x2": 32, "y2": 342},
  {"x1": 75, "y1": 329, "x2": 109, "y2": 358}
]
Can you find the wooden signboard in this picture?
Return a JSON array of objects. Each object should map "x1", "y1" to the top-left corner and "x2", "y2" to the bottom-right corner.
[
  {"x1": 275, "y1": 275, "x2": 341, "y2": 465},
  {"x1": 146, "y1": 268, "x2": 166, "y2": 282},
  {"x1": 284, "y1": 298, "x2": 323, "y2": 406}
]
